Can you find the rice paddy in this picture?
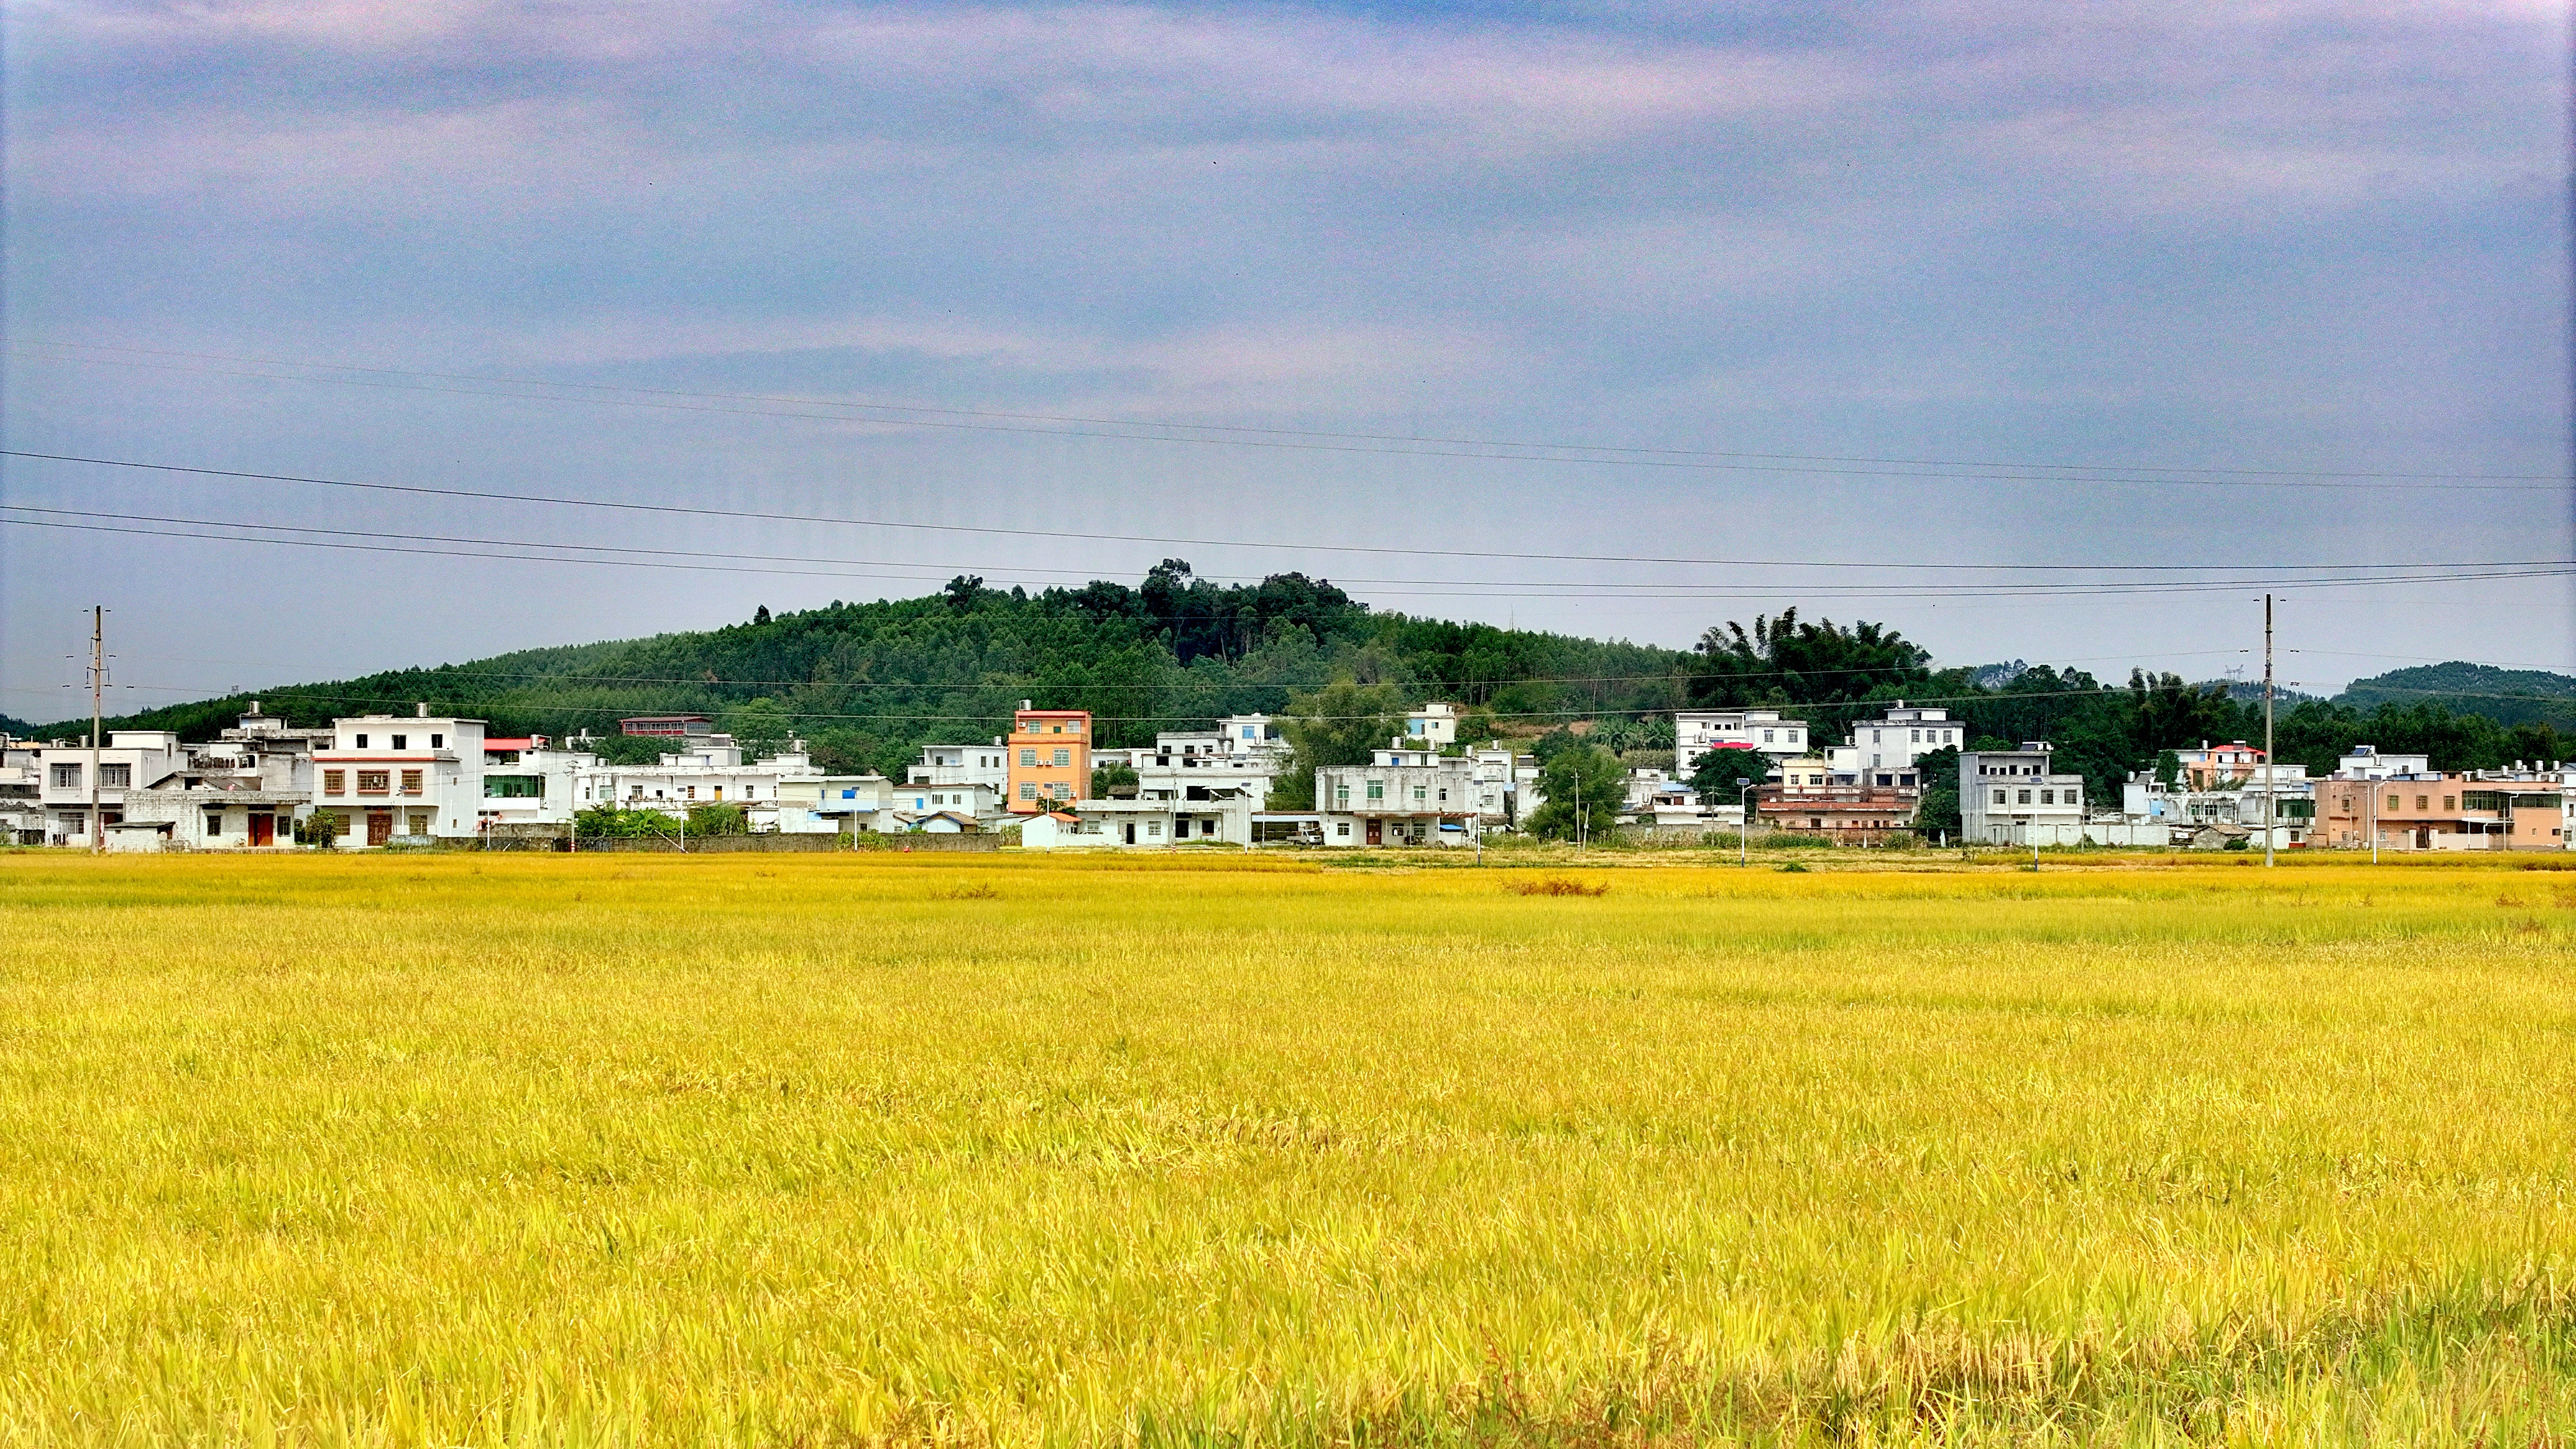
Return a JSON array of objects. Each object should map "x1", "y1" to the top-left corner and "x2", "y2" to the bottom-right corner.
[{"x1": 2, "y1": 849, "x2": 2572, "y2": 1445}]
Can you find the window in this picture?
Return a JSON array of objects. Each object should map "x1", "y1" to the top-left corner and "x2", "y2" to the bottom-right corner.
[
  {"x1": 1049, "y1": 782, "x2": 1070, "y2": 799},
  {"x1": 2416, "y1": 795, "x2": 2429, "y2": 810},
  {"x1": 2386, "y1": 793, "x2": 2400, "y2": 812},
  {"x1": 629, "y1": 785, "x2": 644, "y2": 799},
  {"x1": 2442, "y1": 795, "x2": 2457, "y2": 811},
  {"x1": 356, "y1": 770, "x2": 391, "y2": 795},
  {"x1": 683, "y1": 786, "x2": 696, "y2": 801},
  {"x1": 391, "y1": 735, "x2": 408, "y2": 750},
  {"x1": 399, "y1": 770, "x2": 424, "y2": 795},
  {"x1": 205, "y1": 812, "x2": 224, "y2": 836},
  {"x1": 1336, "y1": 822, "x2": 1351, "y2": 837},
  {"x1": 1020, "y1": 749, "x2": 1038, "y2": 767},
  {"x1": 1242, "y1": 726, "x2": 1256, "y2": 739},
  {"x1": 1762, "y1": 730, "x2": 1775, "y2": 742},
  {"x1": 2016, "y1": 790, "x2": 2031, "y2": 805},
  {"x1": 50, "y1": 763, "x2": 79, "y2": 789},
  {"x1": 355, "y1": 734, "x2": 369, "y2": 748},
  {"x1": 1871, "y1": 730, "x2": 1882, "y2": 743},
  {"x1": 100, "y1": 763, "x2": 130, "y2": 787},
  {"x1": 1412, "y1": 785, "x2": 1427, "y2": 802},
  {"x1": 1335, "y1": 785, "x2": 1350, "y2": 807},
  {"x1": 1019, "y1": 783, "x2": 1038, "y2": 801},
  {"x1": 1366, "y1": 780, "x2": 1384, "y2": 801},
  {"x1": 484, "y1": 776, "x2": 544, "y2": 799},
  {"x1": 1437, "y1": 788, "x2": 1448, "y2": 802},
  {"x1": 1052, "y1": 748, "x2": 1071, "y2": 767},
  {"x1": 430, "y1": 733, "x2": 443, "y2": 748},
  {"x1": 1146, "y1": 821, "x2": 1162, "y2": 837},
  {"x1": 2041, "y1": 790, "x2": 2054, "y2": 804}
]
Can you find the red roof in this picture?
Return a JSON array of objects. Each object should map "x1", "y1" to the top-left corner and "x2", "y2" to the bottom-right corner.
[{"x1": 484, "y1": 739, "x2": 539, "y2": 751}]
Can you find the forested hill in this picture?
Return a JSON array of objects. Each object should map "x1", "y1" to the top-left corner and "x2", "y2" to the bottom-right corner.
[
  {"x1": 33, "y1": 566, "x2": 1693, "y2": 779},
  {"x1": 2337, "y1": 663, "x2": 2576, "y2": 729},
  {"x1": 25, "y1": 564, "x2": 2570, "y2": 792}
]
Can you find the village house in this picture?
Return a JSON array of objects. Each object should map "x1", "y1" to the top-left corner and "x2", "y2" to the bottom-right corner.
[
  {"x1": 1675, "y1": 710, "x2": 1804, "y2": 783},
  {"x1": 2172, "y1": 740, "x2": 2268, "y2": 790},
  {"x1": 1823, "y1": 703, "x2": 1956, "y2": 790},
  {"x1": 2312, "y1": 771, "x2": 2568, "y2": 852},
  {"x1": 1006, "y1": 705, "x2": 1090, "y2": 813},
  {"x1": 1315, "y1": 749, "x2": 1496, "y2": 847},
  {"x1": 307, "y1": 709, "x2": 488, "y2": 847},
  {"x1": 1018, "y1": 785, "x2": 1259, "y2": 848},
  {"x1": 907, "y1": 741, "x2": 1010, "y2": 792},
  {"x1": 35, "y1": 729, "x2": 190, "y2": 847},
  {"x1": 1959, "y1": 742, "x2": 2087, "y2": 846}
]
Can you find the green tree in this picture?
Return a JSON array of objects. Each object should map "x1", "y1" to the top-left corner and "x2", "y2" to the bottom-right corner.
[
  {"x1": 1685, "y1": 745, "x2": 1768, "y2": 803},
  {"x1": 1911, "y1": 745, "x2": 1962, "y2": 837},
  {"x1": 686, "y1": 802, "x2": 749, "y2": 837},
  {"x1": 723, "y1": 698, "x2": 793, "y2": 759},
  {"x1": 1269, "y1": 680, "x2": 1407, "y2": 809},
  {"x1": 1525, "y1": 744, "x2": 1625, "y2": 842},
  {"x1": 1091, "y1": 762, "x2": 1139, "y2": 797}
]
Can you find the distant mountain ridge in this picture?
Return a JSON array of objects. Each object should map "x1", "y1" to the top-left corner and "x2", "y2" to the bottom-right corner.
[{"x1": 2336, "y1": 663, "x2": 2576, "y2": 729}]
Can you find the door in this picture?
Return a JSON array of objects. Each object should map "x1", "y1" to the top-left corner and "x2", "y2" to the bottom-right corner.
[
  {"x1": 367, "y1": 811, "x2": 393, "y2": 846},
  {"x1": 248, "y1": 813, "x2": 274, "y2": 847},
  {"x1": 1365, "y1": 818, "x2": 1382, "y2": 845},
  {"x1": 1123, "y1": 823, "x2": 1136, "y2": 845}
]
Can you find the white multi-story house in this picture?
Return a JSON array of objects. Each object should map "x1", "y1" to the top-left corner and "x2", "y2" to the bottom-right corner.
[
  {"x1": 1216, "y1": 714, "x2": 1290, "y2": 755},
  {"x1": 1825, "y1": 703, "x2": 1959, "y2": 790},
  {"x1": 1315, "y1": 744, "x2": 1503, "y2": 847},
  {"x1": 1403, "y1": 702, "x2": 1459, "y2": 746},
  {"x1": 34, "y1": 730, "x2": 190, "y2": 847},
  {"x1": 1960, "y1": 743, "x2": 2087, "y2": 846},
  {"x1": 1676, "y1": 710, "x2": 1805, "y2": 781},
  {"x1": 571, "y1": 733, "x2": 832, "y2": 832},
  {"x1": 310, "y1": 709, "x2": 487, "y2": 847},
  {"x1": 897, "y1": 781, "x2": 1002, "y2": 822},
  {"x1": 1019, "y1": 783, "x2": 1261, "y2": 848},
  {"x1": 2333, "y1": 746, "x2": 2432, "y2": 779},
  {"x1": 813, "y1": 774, "x2": 900, "y2": 833},
  {"x1": 907, "y1": 741, "x2": 1010, "y2": 791},
  {"x1": 109, "y1": 705, "x2": 323, "y2": 851},
  {"x1": 2110, "y1": 765, "x2": 2314, "y2": 848},
  {"x1": 0, "y1": 737, "x2": 41, "y2": 844}
]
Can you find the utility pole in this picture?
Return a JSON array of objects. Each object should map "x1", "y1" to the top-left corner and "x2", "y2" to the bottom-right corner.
[
  {"x1": 2263, "y1": 594, "x2": 2276, "y2": 868},
  {"x1": 88, "y1": 606, "x2": 105, "y2": 854},
  {"x1": 1738, "y1": 778, "x2": 1754, "y2": 866}
]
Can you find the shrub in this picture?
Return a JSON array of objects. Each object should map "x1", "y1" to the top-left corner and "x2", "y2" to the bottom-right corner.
[{"x1": 1508, "y1": 877, "x2": 1609, "y2": 897}]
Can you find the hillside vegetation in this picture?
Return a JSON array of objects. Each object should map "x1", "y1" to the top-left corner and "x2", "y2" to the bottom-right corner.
[{"x1": 29, "y1": 566, "x2": 2570, "y2": 791}]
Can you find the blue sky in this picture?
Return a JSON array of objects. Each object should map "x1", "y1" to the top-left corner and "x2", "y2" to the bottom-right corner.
[{"x1": 3, "y1": 0, "x2": 2568, "y2": 720}]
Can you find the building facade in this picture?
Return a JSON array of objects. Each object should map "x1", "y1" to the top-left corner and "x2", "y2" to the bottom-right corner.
[
  {"x1": 2312, "y1": 774, "x2": 2568, "y2": 851},
  {"x1": 1959, "y1": 743, "x2": 2087, "y2": 845},
  {"x1": 1676, "y1": 710, "x2": 1805, "y2": 782},
  {"x1": 1006, "y1": 707, "x2": 1091, "y2": 813},
  {"x1": 1824, "y1": 703, "x2": 1958, "y2": 789},
  {"x1": 309, "y1": 710, "x2": 487, "y2": 847}
]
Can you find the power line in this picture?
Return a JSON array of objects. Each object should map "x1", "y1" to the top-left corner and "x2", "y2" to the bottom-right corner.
[
  {"x1": 6, "y1": 502, "x2": 2564, "y2": 601},
  {"x1": 15, "y1": 339, "x2": 2572, "y2": 487},
  {"x1": 13, "y1": 514, "x2": 2569, "y2": 602},
  {"x1": 12, "y1": 452, "x2": 2575, "y2": 577}
]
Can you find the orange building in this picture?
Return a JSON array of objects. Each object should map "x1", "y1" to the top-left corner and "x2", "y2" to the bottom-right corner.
[{"x1": 1006, "y1": 707, "x2": 1091, "y2": 813}]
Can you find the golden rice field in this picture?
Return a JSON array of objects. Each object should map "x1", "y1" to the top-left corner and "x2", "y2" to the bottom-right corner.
[{"x1": 3, "y1": 848, "x2": 2575, "y2": 1446}]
